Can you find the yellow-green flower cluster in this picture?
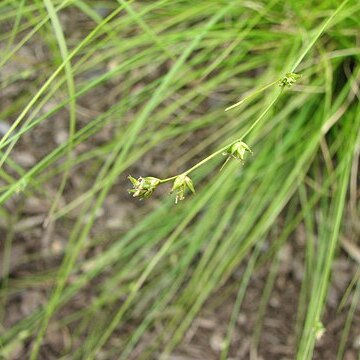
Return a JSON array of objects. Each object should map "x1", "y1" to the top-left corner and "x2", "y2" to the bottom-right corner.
[
  {"x1": 170, "y1": 174, "x2": 195, "y2": 204},
  {"x1": 278, "y1": 72, "x2": 301, "y2": 88},
  {"x1": 223, "y1": 141, "x2": 252, "y2": 164},
  {"x1": 128, "y1": 174, "x2": 196, "y2": 204},
  {"x1": 128, "y1": 176, "x2": 160, "y2": 200}
]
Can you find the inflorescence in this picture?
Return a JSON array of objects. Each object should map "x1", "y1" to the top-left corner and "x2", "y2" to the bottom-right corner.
[
  {"x1": 278, "y1": 72, "x2": 301, "y2": 88},
  {"x1": 128, "y1": 72, "x2": 300, "y2": 203}
]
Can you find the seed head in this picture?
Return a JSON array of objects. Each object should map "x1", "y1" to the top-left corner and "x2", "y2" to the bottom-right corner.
[
  {"x1": 278, "y1": 72, "x2": 301, "y2": 88},
  {"x1": 223, "y1": 141, "x2": 252, "y2": 164},
  {"x1": 128, "y1": 175, "x2": 160, "y2": 199},
  {"x1": 171, "y1": 174, "x2": 195, "y2": 204}
]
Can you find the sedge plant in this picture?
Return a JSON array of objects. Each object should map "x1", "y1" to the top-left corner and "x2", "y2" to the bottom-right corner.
[{"x1": 0, "y1": 1, "x2": 359, "y2": 360}]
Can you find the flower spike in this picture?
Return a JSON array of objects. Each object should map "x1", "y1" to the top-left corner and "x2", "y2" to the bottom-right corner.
[
  {"x1": 221, "y1": 140, "x2": 252, "y2": 170},
  {"x1": 128, "y1": 176, "x2": 160, "y2": 200},
  {"x1": 171, "y1": 174, "x2": 195, "y2": 204},
  {"x1": 278, "y1": 72, "x2": 301, "y2": 88}
]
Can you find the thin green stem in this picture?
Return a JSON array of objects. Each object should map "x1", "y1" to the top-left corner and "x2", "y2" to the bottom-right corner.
[
  {"x1": 240, "y1": 89, "x2": 283, "y2": 139},
  {"x1": 225, "y1": 79, "x2": 279, "y2": 111},
  {"x1": 158, "y1": 87, "x2": 282, "y2": 183},
  {"x1": 290, "y1": 0, "x2": 350, "y2": 72}
]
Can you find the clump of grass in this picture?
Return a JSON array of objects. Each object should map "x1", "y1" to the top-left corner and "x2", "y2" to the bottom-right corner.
[{"x1": 0, "y1": 0, "x2": 359, "y2": 359}]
